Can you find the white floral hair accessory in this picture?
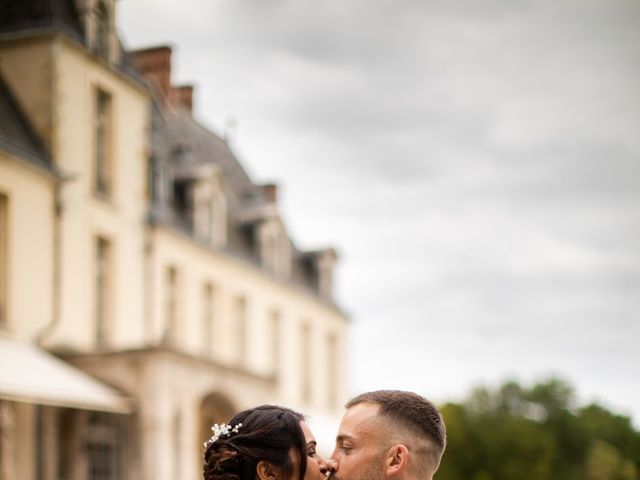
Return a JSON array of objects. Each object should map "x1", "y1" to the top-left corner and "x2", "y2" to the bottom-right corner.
[{"x1": 204, "y1": 422, "x2": 243, "y2": 448}]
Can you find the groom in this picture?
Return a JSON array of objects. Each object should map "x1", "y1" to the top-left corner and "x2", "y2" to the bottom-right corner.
[{"x1": 328, "y1": 390, "x2": 446, "y2": 480}]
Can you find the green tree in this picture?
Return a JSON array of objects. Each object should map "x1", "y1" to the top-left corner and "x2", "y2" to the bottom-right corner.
[
  {"x1": 586, "y1": 440, "x2": 638, "y2": 480},
  {"x1": 579, "y1": 404, "x2": 640, "y2": 469},
  {"x1": 436, "y1": 378, "x2": 640, "y2": 480}
]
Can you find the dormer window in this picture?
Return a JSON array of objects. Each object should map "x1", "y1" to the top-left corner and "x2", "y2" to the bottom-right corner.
[
  {"x1": 172, "y1": 178, "x2": 193, "y2": 230},
  {"x1": 94, "y1": 2, "x2": 109, "y2": 60},
  {"x1": 298, "y1": 249, "x2": 336, "y2": 300},
  {"x1": 316, "y1": 249, "x2": 337, "y2": 300},
  {"x1": 193, "y1": 171, "x2": 227, "y2": 247},
  {"x1": 171, "y1": 166, "x2": 227, "y2": 246},
  {"x1": 257, "y1": 219, "x2": 291, "y2": 278}
]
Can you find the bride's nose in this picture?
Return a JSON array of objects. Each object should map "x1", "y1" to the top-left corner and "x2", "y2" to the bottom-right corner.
[
  {"x1": 321, "y1": 459, "x2": 338, "y2": 477},
  {"x1": 318, "y1": 456, "x2": 329, "y2": 475}
]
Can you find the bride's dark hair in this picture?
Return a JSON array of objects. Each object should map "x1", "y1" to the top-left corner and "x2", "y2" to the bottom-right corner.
[{"x1": 204, "y1": 405, "x2": 307, "y2": 480}]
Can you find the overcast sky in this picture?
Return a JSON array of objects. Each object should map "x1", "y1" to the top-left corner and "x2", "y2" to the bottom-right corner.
[{"x1": 119, "y1": 0, "x2": 640, "y2": 425}]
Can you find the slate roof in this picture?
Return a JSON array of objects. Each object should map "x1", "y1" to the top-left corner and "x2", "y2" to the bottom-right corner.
[
  {"x1": 149, "y1": 103, "x2": 267, "y2": 259},
  {"x1": 0, "y1": 1, "x2": 147, "y2": 90},
  {"x1": 0, "y1": 72, "x2": 51, "y2": 168},
  {"x1": 164, "y1": 108, "x2": 262, "y2": 208},
  {"x1": 0, "y1": 0, "x2": 84, "y2": 42},
  {"x1": 149, "y1": 103, "x2": 334, "y2": 299}
]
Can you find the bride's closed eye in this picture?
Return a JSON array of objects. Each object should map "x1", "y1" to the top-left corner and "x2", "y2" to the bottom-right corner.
[{"x1": 306, "y1": 442, "x2": 318, "y2": 457}]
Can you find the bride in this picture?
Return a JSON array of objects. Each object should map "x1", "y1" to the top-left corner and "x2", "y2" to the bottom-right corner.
[{"x1": 203, "y1": 405, "x2": 330, "y2": 480}]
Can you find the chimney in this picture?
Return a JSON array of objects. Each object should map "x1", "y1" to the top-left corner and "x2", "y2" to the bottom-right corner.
[
  {"x1": 261, "y1": 184, "x2": 278, "y2": 204},
  {"x1": 129, "y1": 45, "x2": 173, "y2": 102},
  {"x1": 171, "y1": 84, "x2": 194, "y2": 113}
]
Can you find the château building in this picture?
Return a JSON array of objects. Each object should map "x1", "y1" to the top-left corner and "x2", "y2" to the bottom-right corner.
[{"x1": 0, "y1": 1, "x2": 349, "y2": 479}]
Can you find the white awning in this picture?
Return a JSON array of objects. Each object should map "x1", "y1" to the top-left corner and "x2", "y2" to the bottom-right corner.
[{"x1": 0, "y1": 336, "x2": 132, "y2": 414}]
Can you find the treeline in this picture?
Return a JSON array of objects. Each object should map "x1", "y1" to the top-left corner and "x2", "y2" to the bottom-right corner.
[{"x1": 437, "y1": 378, "x2": 640, "y2": 480}]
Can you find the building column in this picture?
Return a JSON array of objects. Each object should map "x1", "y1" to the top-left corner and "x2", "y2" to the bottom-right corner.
[
  {"x1": 40, "y1": 406, "x2": 59, "y2": 480},
  {"x1": 0, "y1": 400, "x2": 16, "y2": 480}
]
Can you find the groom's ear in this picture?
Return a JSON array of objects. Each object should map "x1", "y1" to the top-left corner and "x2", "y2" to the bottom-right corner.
[
  {"x1": 257, "y1": 461, "x2": 283, "y2": 480},
  {"x1": 384, "y1": 444, "x2": 409, "y2": 477}
]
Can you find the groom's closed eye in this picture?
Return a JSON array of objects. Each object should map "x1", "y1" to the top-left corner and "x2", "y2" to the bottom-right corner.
[{"x1": 338, "y1": 441, "x2": 353, "y2": 454}]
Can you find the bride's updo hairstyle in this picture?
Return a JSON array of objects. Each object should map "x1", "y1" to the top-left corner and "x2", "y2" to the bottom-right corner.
[{"x1": 204, "y1": 405, "x2": 308, "y2": 480}]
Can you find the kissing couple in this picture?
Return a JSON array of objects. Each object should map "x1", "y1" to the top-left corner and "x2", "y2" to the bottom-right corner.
[{"x1": 203, "y1": 390, "x2": 446, "y2": 480}]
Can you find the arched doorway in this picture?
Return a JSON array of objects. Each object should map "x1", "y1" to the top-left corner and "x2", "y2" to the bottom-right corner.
[{"x1": 198, "y1": 392, "x2": 237, "y2": 455}]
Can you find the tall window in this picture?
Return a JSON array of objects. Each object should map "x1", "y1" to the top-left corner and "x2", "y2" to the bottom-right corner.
[
  {"x1": 164, "y1": 266, "x2": 178, "y2": 344},
  {"x1": 94, "y1": 2, "x2": 109, "y2": 60},
  {"x1": 202, "y1": 283, "x2": 214, "y2": 355},
  {"x1": 0, "y1": 194, "x2": 7, "y2": 329},
  {"x1": 94, "y1": 89, "x2": 112, "y2": 197},
  {"x1": 86, "y1": 413, "x2": 121, "y2": 480},
  {"x1": 269, "y1": 309, "x2": 281, "y2": 376},
  {"x1": 300, "y1": 322, "x2": 312, "y2": 404},
  {"x1": 235, "y1": 296, "x2": 247, "y2": 365},
  {"x1": 95, "y1": 237, "x2": 111, "y2": 347},
  {"x1": 327, "y1": 333, "x2": 338, "y2": 410},
  {"x1": 172, "y1": 411, "x2": 182, "y2": 480}
]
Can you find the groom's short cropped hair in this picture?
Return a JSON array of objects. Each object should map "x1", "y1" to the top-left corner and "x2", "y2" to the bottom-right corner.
[{"x1": 346, "y1": 390, "x2": 446, "y2": 473}]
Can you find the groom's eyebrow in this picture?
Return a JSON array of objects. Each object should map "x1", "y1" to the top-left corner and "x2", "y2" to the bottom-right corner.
[{"x1": 336, "y1": 434, "x2": 354, "y2": 443}]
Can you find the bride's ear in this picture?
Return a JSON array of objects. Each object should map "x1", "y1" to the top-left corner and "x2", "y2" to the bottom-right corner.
[{"x1": 257, "y1": 461, "x2": 283, "y2": 480}]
